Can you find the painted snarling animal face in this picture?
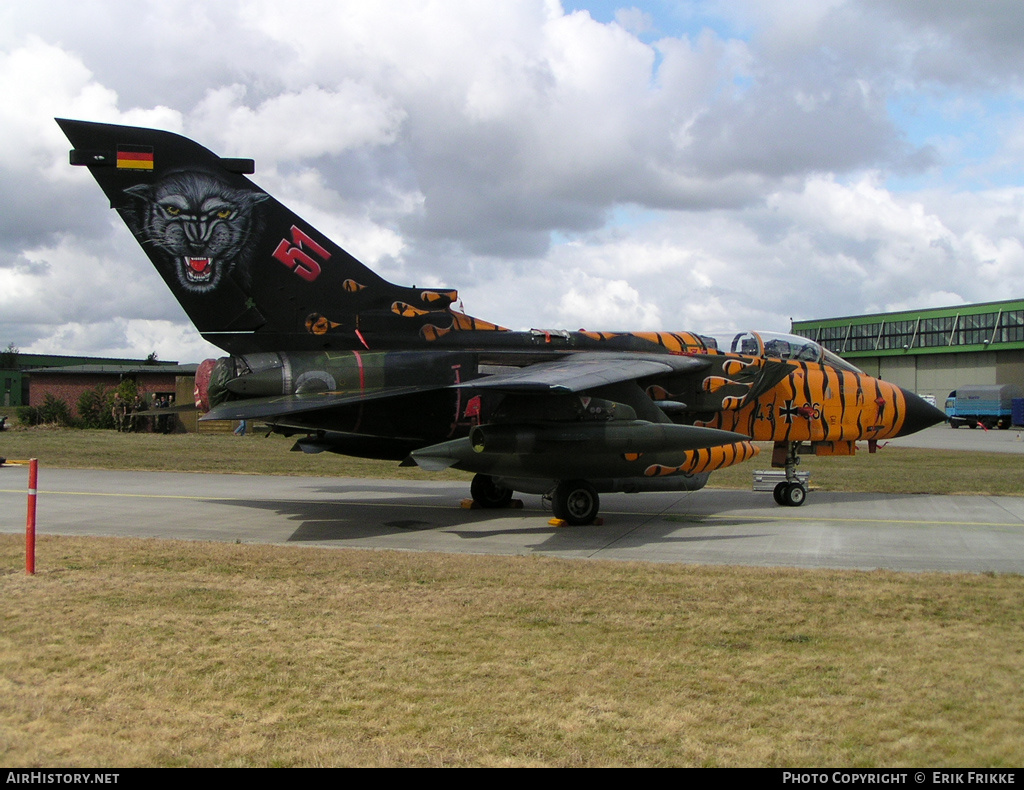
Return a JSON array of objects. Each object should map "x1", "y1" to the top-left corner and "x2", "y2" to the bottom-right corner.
[{"x1": 125, "y1": 172, "x2": 268, "y2": 293}]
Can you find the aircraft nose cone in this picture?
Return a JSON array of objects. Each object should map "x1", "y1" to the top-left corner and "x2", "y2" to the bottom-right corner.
[{"x1": 898, "y1": 388, "x2": 947, "y2": 436}]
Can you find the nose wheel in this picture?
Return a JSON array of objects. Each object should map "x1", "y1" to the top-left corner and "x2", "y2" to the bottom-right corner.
[{"x1": 772, "y1": 441, "x2": 807, "y2": 507}]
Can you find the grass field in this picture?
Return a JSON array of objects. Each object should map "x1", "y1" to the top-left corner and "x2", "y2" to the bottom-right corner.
[
  {"x1": 4, "y1": 424, "x2": 1024, "y2": 495},
  {"x1": 2, "y1": 425, "x2": 1024, "y2": 766},
  {"x1": 3, "y1": 535, "x2": 1023, "y2": 767}
]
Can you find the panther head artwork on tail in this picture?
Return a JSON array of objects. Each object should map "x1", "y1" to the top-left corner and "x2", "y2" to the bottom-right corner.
[{"x1": 124, "y1": 171, "x2": 268, "y2": 294}]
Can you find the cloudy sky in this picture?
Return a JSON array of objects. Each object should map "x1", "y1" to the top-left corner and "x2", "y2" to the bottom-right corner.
[{"x1": 3, "y1": 0, "x2": 1024, "y2": 362}]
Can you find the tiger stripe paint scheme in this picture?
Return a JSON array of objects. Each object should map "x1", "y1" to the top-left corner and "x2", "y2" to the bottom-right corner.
[
  {"x1": 644, "y1": 440, "x2": 759, "y2": 477},
  {"x1": 694, "y1": 361, "x2": 914, "y2": 446}
]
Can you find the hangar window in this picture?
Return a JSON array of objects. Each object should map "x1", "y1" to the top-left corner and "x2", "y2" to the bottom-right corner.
[
  {"x1": 847, "y1": 323, "x2": 881, "y2": 351},
  {"x1": 815, "y1": 325, "x2": 847, "y2": 353},
  {"x1": 918, "y1": 316, "x2": 954, "y2": 347},
  {"x1": 998, "y1": 311, "x2": 1024, "y2": 343},
  {"x1": 879, "y1": 320, "x2": 917, "y2": 350},
  {"x1": 955, "y1": 312, "x2": 997, "y2": 346}
]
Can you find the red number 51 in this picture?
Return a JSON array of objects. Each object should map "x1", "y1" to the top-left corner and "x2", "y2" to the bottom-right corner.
[{"x1": 273, "y1": 226, "x2": 331, "y2": 282}]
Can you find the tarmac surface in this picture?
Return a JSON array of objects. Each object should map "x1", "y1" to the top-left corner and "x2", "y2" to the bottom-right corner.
[
  {"x1": 3, "y1": 444, "x2": 1024, "y2": 574},
  {"x1": 886, "y1": 421, "x2": 1024, "y2": 454}
]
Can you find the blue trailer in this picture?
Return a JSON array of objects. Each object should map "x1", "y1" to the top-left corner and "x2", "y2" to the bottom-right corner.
[
  {"x1": 1013, "y1": 398, "x2": 1024, "y2": 428},
  {"x1": 946, "y1": 384, "x2": 1023, "y2": 429}
]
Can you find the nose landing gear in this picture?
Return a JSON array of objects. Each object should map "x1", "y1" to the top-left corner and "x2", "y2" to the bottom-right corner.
[{"x1": 772, "y1": 441, "x2": 807, "y2": 507}]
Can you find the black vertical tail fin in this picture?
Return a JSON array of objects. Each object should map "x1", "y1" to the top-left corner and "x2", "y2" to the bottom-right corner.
[{"x1": 58, "y1": 119, "x2": 503, "y2": 354}]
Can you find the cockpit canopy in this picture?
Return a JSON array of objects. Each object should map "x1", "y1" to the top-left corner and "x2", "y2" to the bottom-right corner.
[{"x1": 729, "y1": 331, "x2": 863, "y2": 373}]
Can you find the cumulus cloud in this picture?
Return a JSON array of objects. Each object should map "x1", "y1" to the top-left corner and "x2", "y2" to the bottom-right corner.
[
  {"x1": 190, "y1": 82, "x2": 405, "y2": 163},
  {"x1": 2, "y1": 0, "x2": 1024, "y2": 359},
  {"x1": 557, "y1": 271, "x2": 663, "y2": 329}
]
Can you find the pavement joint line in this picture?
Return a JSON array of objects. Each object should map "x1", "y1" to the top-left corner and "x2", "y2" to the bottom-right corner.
[
  {"x1": 597, "y1": 490, "x2": 700, "y2": 556},
  {"x1": 4, "y1": 488, "x2": 1024, "y2": 529}
]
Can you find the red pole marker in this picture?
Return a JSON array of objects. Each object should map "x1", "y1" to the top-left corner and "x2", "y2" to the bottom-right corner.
[{"x1": 26, "y1": 458, "x2": 38, "y2": 575}]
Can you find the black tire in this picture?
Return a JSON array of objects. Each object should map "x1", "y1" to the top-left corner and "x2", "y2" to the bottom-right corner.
[
  {"x1": 998, "y1": 419, "x2": 1010, "y2": 430},
  {"x1": 470, "y1": 474, "x2": 513, "y2": 508},
  {"x1": 552, "y1": 480, "x2": 600, "y2": 526},
  {"x1": 783, "y1": 483, "x2": 806, "y2": 507},
  {"x1": 773, "y1": 481, "x2": 789, "y2": 505}
]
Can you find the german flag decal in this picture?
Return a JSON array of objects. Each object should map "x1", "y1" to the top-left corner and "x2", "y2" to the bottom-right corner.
[{"x1": 116, "y1": 145, "x2": 154, "y2": 170}]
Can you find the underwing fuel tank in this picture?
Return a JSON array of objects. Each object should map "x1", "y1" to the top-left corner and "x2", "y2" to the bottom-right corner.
[{"x1": 410, "y1": 421, "x2": 759, "y2": 480}]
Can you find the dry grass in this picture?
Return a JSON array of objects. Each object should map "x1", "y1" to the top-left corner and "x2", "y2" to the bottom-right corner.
[
  {"x1": 2, "y1": 535, "x2": 1022, "y2": 767},
  {"x1": 0, "y1": 426, "x2": 471, "y2": 480}
]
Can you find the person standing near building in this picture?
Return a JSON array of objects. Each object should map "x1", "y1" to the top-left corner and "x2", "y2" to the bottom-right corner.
[{"x1": 130, "y1": 394, "x2": 148, "y2": 432}]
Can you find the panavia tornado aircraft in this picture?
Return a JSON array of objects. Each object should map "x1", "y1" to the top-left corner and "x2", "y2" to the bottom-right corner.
[{"x1": 58, "y1": 119, "x2": 945, "y2": 525}]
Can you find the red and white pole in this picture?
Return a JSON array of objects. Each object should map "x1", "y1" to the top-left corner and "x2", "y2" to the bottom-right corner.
[{"x1": 26, "y1": 458, "x2": 37, "y2": 575}]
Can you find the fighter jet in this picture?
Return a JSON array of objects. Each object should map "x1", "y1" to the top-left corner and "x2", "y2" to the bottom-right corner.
[{"x1": 58, "y1": 119, "x2": 945, "y2": 525}]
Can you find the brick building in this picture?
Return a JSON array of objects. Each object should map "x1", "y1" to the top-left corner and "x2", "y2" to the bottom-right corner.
[
  {"x1": 2, "y1": 352, "x2": 186, "y2": 408},
  {"x1": 27, "y1": 363, "x2": 198, "y2": 419},
  {"x1": 3, "y1": 353, "x2": 148, "y2": 408}
]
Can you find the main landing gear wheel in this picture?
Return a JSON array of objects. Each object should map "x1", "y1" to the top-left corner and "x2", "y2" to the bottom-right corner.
[
  {"x1": 774, "y1": 481, "x2": 806, "y2": 507},
  {"x1": 783, "y1": 482, "x2": 806, "y2": 506},
  {"x1": 470, "y1": 474, "x2": 513, "y2": 508},
  {"x1": 552, "y1": 479, "x2": 600, "y2": 526}
]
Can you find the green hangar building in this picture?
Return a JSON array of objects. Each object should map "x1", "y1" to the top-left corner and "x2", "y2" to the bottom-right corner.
[{"x1": 791, "y1": 298, "x2": 1024, "y2": 410}]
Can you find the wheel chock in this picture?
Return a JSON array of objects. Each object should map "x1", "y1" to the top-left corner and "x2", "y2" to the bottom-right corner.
[{"x1": 548, "y1": 517, "x2": 604, "y2": 527}]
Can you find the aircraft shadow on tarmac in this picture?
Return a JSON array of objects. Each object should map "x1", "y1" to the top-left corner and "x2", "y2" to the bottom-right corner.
[
  {"x1": 203, "y1": 479, "x2": 964, "y2": 556},
  {"x1": 215, "y1": 488, "x2": 775, "y2": 552}
]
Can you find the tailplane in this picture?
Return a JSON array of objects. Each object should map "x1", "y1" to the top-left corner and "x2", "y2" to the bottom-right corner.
[{"x1": 58, "y1": 119, "x2": 502, "y2": 353}]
